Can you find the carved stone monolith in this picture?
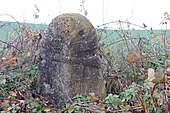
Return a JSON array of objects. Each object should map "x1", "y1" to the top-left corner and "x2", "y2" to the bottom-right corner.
[{"x1": 37, "y1": 13, "x2": 106, "y2": 103}]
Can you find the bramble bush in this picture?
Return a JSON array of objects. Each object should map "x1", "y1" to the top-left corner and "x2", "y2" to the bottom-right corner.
[{"x1": 0, "y1": 13, "x2": 170, "y2": 112}]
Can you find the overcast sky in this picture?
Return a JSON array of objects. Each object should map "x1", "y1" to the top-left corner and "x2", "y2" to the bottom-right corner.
[{"x1": 0, "y1": 0, "x2": 170, "y2": 29}]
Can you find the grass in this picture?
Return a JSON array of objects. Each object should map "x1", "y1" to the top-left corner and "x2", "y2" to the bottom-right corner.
[
  {"x1": 1, "y1": 21, "x2": 170, "y2": 40},
  {"x1": 0, "y1": 21, "x2": 47, "y2": 41}
]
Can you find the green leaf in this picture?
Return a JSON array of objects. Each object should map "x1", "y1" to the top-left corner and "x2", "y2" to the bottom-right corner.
[
  {"x1": 36, "y1": 105, "x2": 42, "y2": 111},
  {"x1": 16, "y1": 105, "x2": 21, "y2": 110},
  {"x1": 12, "y1": 110, "x2": 17, "y2": 113},
  {"x1": 105, "y1": 94, "x2": 114, "y2": 103},
  {"x1": 156, "y1": 107, "x2": 162, "y2": 113},
  {"x1": 68, "y1": 108, "x2": 76, "y2": 113},
  {"x1": 125, "y1": 93, "x2": 132, "y2": 101},
  {"x1": 8, "y1": 107, "x2": 13, "y2": 111},
  {"x1": 113, "y1": 97, "x2": 122, "y2": 106},
  {"x1": 32, "y1": 108, "x2": 37, "y2": 113},
  {"x1": 37, "y1": 110, "x2": 43, "y2": 113},
  {"x1": 105, "y1": 94, "x2": 122, "y2": 109},
  {"x1": 143, "y1": 91, "x2": 149, "y2": 101}
]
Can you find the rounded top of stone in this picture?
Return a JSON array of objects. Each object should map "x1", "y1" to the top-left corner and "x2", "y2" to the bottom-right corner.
[
  {"x1": 55, "y1": 13, "x2": 86, "y2": 18},
  {"x1": 47, "y1": 13, "x2": 95, "y2": 38},
  {"x1": 54, "y1": 13, "x2": 89, "y2": 21}
]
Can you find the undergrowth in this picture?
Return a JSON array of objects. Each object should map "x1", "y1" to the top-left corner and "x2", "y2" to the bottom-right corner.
[{"x1": 0, "y1": 13, "x2": 170, "y2": 113}]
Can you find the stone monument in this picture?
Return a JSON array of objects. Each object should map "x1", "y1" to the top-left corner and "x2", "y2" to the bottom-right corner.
[{"x1": 37, "y1": 13, "x2": 106, "y2": 103}]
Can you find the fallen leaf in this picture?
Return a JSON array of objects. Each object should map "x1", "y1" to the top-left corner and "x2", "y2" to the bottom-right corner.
[
  {"x1": 66, "y1": 104, "x2": 71, "y2": 110},
  {"x1": 127, "y1": 54, "x2": 136, "y2": 63},
  {"x1": 9, "y1": 91, "x2": 17, "y2": 97},
  {"x1": 0, "y1": 78, "x2": 6, "y2": 85},
  {"x1": 44, "y1": 108, "x2": 51, "y2": 113},
  {"x1": 145, "y1": 81, "x2": 155, "y2": 89},
  {"x1": 167, "y1": 67, "x2": 170, "y2": 76},
  {"x1": 27, "y1": 52, "x2": 31, "y2": 57},
  {"x1": 4, "y1": 55, "x2": 11, "y2": 62},
  {"x1": 12, "y1": 51, "x2": 16, "y2": 57},
  {"x1": 147, "y1": 68, "x2": 155, "y2": 81},
  {"x1": 3, "y1": 108, "x2": 8, "y2": 112}
]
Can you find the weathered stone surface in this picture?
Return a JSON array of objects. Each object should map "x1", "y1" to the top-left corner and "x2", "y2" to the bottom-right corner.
[{"x1": 37, "y1": 13, "x2": 106, "y2": 103}]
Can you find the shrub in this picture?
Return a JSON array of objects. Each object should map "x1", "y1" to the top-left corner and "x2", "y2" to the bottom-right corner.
[{"x1": 0, "y1": 17, "x2": 170, "y2": 112}]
